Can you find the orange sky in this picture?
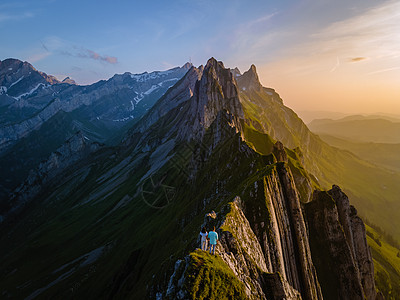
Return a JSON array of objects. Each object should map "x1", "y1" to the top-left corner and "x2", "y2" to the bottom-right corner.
[{"x1": 256, "y1": 0, "x2": 400, "y2": 115}]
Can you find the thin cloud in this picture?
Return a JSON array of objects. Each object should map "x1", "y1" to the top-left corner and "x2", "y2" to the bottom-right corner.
[
  {"x1": 230, "y1": 12, "x2": 279, "y2": 55},
  {"x1": 27, "y1": 52, "x2": 51, "y2": 63},
  {"x1": 0, "y1": 11, "x2": 34, "y2": 22},
  {"x1": 76, "y1": 49, "x2": 118, "y2": 64},
  {"x1": 266, "y1": 0, "x2": 400, "y2": 76},
  {"x1": 40, "y1": 40, "x2": 49, "y2": 52},
  {"x1": 367, "y1": 67, "x2": 400, "y2": 75},
  {"x1": 310, "y1": 0, "x2": 400, "y2": 60},
  {"x1": 350, "y1": 57, "x2": 368, "y2": 62},
  {"x1": 41, "y1": 37, "x2": 118, "y2": 65},
  {"x1": 330, "y1": 56, "x2": 340, "y2": 72}
]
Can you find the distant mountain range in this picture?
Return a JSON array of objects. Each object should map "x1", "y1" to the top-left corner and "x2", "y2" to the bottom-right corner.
[
  {"x1": 297, "y1": 110, "x2": 400, "y2": 124},
  {"x1": 308, "y1": 115, "x2": 400, "y2": 172},
  {"x1": 317, "y1": 134, "x2": 400, "y2": 172},
  {"x1": 0, "y1": 58, "x2": 191, "y2": 202},
  {"x1": 0, "y1": 58, "x2": 399, "y2": 299},
  {"x1": 308, "y1": 115, "x2": 400, "y2": 143}
]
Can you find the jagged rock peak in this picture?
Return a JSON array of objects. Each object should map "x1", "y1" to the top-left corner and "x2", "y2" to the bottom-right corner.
[
  {"x1": 201, "y1": 57, "x2": 240, "y2": 101},
  {"x1": 61, "y1": 76, "x2": 76, "y2": 85},
  {"x1": 230, "y1": 67, "x2": 241, "y2": 78},
  {"x1": 193, "y1": 57, "x2": 244, "y2": 131},
  {"x1": 205, "y1": 57, "x2": 220, "y2": 68},
  {"x1": 236, "y1": 63, "x2": 262, "y2": 91},
  {"x1": 181, "y1": 62, "x2": 193, "y2": 69}
]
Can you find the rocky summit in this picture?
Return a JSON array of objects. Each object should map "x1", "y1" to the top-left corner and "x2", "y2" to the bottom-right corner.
[{"x1": 0, "y1": 58, "x2": 387, "y2": 299}]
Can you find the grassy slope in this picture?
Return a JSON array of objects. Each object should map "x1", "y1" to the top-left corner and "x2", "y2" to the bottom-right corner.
[
  {"x1": 238, "y1": 94, "x2": 400, "y2": 298},
  {"x1": 184, "y1": 250, "x2": 247, "y2": 300},
  {"x1": 366, "y1": 225, "x2": 400, "y2": 300},
  {"x1": 317, "y1": 133, "x2": 400, "y2": 172},
  {"x1": 0, "y1": 114, "x2": 279, "y2": 299},
  {"x1": 239, "y1": 88, "x2": 400, "y2": 243}
]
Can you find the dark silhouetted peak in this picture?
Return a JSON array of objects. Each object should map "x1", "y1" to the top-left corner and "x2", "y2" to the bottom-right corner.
[
  {"x1": 236, "y1": 64, "x2": 262, "y2": 91},
  {"x1": 62, "y1": 77, "x2": 76, "y2": 85}
]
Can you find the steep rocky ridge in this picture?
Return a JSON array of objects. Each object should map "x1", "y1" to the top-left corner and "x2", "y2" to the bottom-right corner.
[
  {"x1": 124, "y1": 58, "x2": 244, "y2": 146},
  {"x1": 0, "y1": 58, "x2": 380, "y2": 299},
  {"x1": 236, "y1": 64, "x2": 400, "y2": 243}
]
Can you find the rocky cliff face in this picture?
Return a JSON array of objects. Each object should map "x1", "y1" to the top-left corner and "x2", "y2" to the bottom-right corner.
[
  {"x1": 0, "y1": 58, "x2": 380, "y2": 300},
  {"x1": 183, "y1": 58, "x2": 244, "y2": 141},
  {"x1": 147, "y1": 59, "x2": 377, "y2": 300},
  {"x1": 305, "y1": 186, "x2": 377, "y2": 300},
  {"x1": 0, "y1": 59, "x2": 190, "y2": 206},
  {"x1": 158, "y1": 173, "x2": 376, "y2": 300},
  {"x1": 125, "y1": 58, "x2": 244, "y2": 147}
]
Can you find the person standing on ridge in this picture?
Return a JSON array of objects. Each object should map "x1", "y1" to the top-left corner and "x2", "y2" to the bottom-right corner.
[
  {"x1": 208, "y1": 227, "x2": 218, "y2": 255},
  {"x1": 199, "y1": 227, "x2": 208, "y2": 251}
]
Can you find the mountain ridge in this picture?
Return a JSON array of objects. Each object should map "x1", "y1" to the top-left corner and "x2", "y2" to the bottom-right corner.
[
  {"x1": 0, "y1": 58, "x2": 191, "y2": 204},
  {"x1": 0, "y1": 57, "x2": 384, "y2": 299}
]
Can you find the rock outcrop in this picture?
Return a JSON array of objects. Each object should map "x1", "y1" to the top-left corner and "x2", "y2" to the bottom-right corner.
[
  {"x1": 236, "y1": 64, "x2": 262, "y2": 92},
  {"x1": 159, "y1": 178, "x2": 376, "y2": 300},
  {"x1": 156, "y1": 158, "x2": 326, "y2": 300},
  {"x1": 305, "y1": 186, "x2": 377, "y2": 300},
  {"x1": 61, "y1": 77, "x2": 76, "y2": 85}
]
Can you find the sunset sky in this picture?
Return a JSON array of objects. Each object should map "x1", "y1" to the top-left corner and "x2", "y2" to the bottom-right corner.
[{"x1": 1, "y1": 0, "x2": 399, "y2": 115}]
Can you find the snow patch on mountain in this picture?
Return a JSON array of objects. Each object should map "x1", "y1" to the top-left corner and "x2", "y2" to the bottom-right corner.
[
  {"x1": 130, "y1": 70, "x2": 174, "y2": 82},
  {"x1": 143, "y1": 78, "x2": 180, "y2": 96},
  {"x1": 113, "y1": 115, "x2": 134, "y2": 122},
  {"x1": 14, "y1": 83, "x2": 48, "y2": 100},
  {"x1": 144, "y1": 85, "x2": 159, "y2": 95},
  {"x1": 8, "y1": 76, "x2": 24, "y2": 89},
  {"x1": 134, "y1": 92, "x2": 144, "y2": 103}
]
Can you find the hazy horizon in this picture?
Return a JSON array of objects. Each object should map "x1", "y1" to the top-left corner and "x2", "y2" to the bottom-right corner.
[{"x1": 1, "y1": 0, "x2": 399, "y2": 115}]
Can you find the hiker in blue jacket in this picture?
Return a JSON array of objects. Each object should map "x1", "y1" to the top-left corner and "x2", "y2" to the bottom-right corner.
[{"x1": 208, "y1": 226, "x2": 218, "y2": 255}]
